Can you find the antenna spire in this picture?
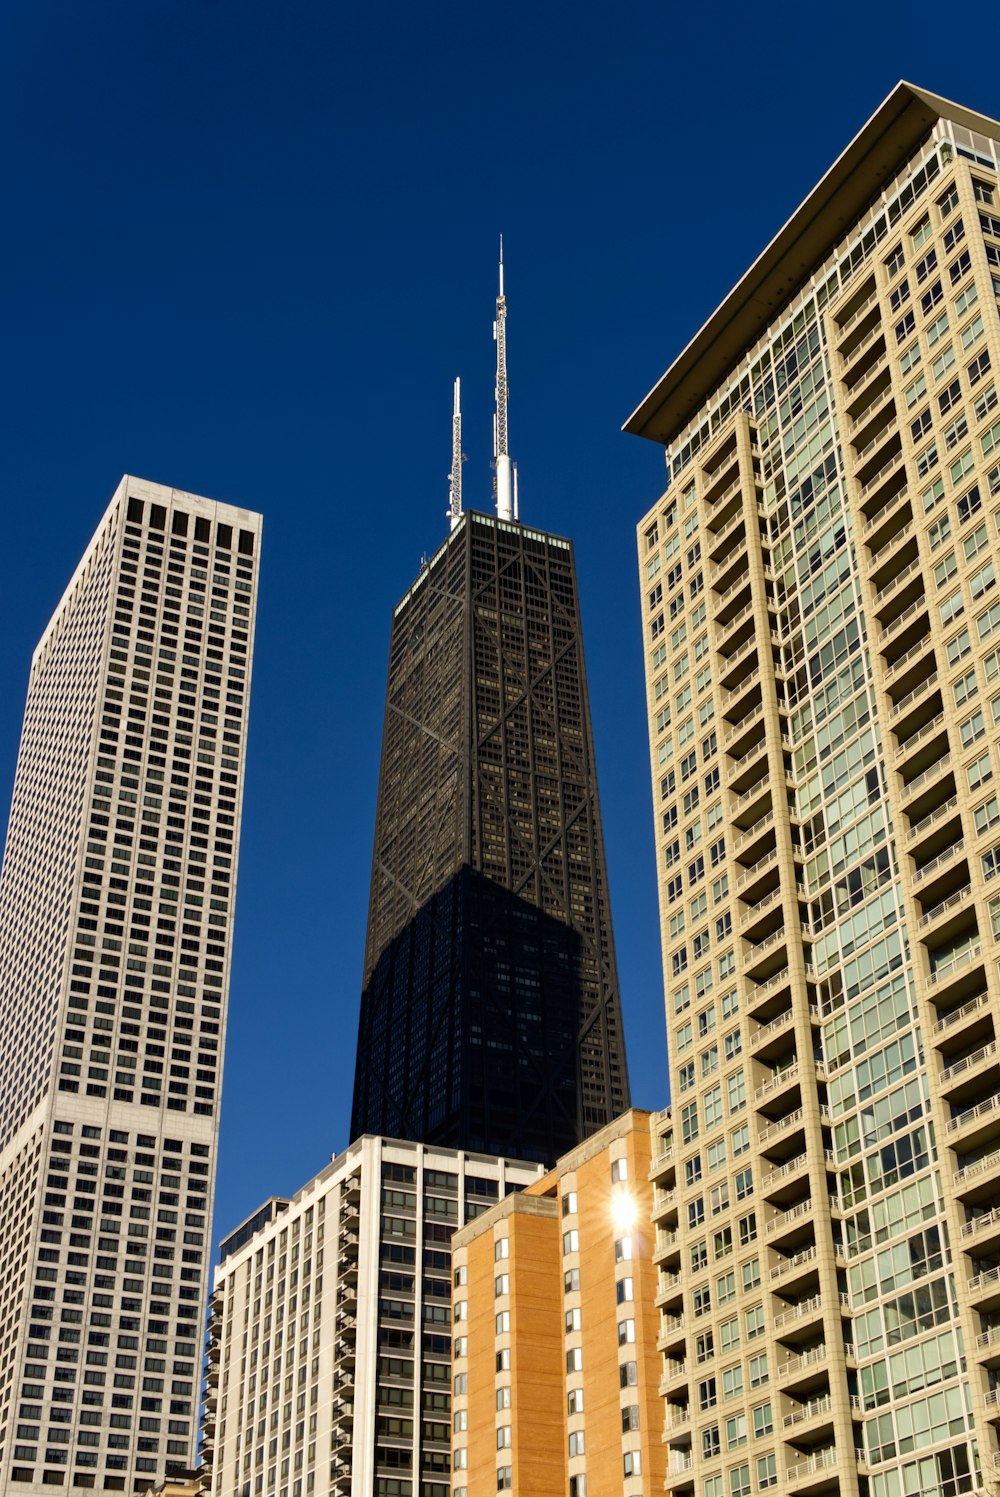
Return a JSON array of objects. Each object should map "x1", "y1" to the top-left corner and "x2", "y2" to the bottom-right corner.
[
  {"x1": 493, "y1": 238, "x2": 513, "y2": 521},
  {"x1": 448, "y1": 378, "x2": 465, "y2": 531}
]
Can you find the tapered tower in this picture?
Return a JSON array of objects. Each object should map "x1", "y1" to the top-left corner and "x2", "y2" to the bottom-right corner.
[{"x1": 352, "y1": 260, "x2": 629, "y2": 1165}]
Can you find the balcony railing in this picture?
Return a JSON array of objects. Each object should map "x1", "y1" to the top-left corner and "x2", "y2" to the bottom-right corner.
[
  {"x1": 890, "y1": 671, "x2": 939, "y2": 723},
  {"x1": 912, "y1": 840, "x2": 966, "y2": 887},
  {"x1": 948, "y1": 1090, "x2": 1000, "y2": 1136},
  {"x1": 921, "y1": 884, "x2": 972, "y2": 933},
  {"x1": 778, "y1": 1343, "x2": 828, "y2": 1378},
  {"x1": 954, "y1": 1145, "x2": 1000, "y2": 1186},
  {"x1": 962, "y1": 1203, "x2": 1000, "y2": 1241},
  {"x1": 786, "y1": 1448, "x2": 839, "y2": 1483},
  {"x1": 907, "y1": 791, "x2": 957, "y2": 841},
  {"x1": 783, "y1": 1392, "x2": 834, "y2": 1430},
  {"x1": 941, "y1": 1039, "x2": 997, "y2": 1086},
  {"x1": 927, "y1": 943, "x2": 983, "y2": 989},
  {"x1": 770, "y1": 1245, "x2": 818, "y2": 1282}
]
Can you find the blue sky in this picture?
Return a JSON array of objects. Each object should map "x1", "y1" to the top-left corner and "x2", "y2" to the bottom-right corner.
[{"x1": 1, "y1": 0, "x2": 997, "y2": 1245}]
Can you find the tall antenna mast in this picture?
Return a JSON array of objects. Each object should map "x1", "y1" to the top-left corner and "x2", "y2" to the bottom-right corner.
[
  {"x1": 448, "y1": 377, "x2": 465, "y2": 531},
  {"x1": 493, "y1": 238, "x2": 513, "y2": 521}
]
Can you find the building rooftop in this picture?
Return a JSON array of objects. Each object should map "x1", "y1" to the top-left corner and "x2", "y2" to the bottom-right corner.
[{"x1": 623, "y1": 82, "x2": 1000, "y2": 447}]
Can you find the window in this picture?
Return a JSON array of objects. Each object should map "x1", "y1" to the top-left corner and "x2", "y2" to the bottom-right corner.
[
  {"x1": 727, "y1": 1072, "x2": 746, "y2": 1113},
  {"x1": 748, "y1": 1351, "x2": 768, "y2": 1387},
  {"x1": 968, "y1": 752, "x2": 992, "y2": 792},
  {"x1": 737, "y1": 1212, "x2": 757, "y2": 1246},
  {"x1": 567, "y1": 1388, "x2": 583, "y2": 1415},
  {"x1": 717, "y1": 1270, "x2": 736, "y2": 1304},
  {"x1": 568, "y1": 1431, "x2": 584, "y2": 1457},
  {"x1": 741, "y1": 1257, "x2": 761, "y2": 1291},
  {"x1": 722, "y1": 1364, "x2": 743, "y2": 1400},
  {"x1": 926, "y1": 309, "x2": 949, "y2": 348},
  {"x1": 955, "y1": 668, "x2": 978, "y2": 707},
  {"x1": 726, "y1": 1413, "x2": 747, "y2": 1449},
  {"x1": 623, "y1": 1451, "x2": 642, "y2": 1478},
  {"x1": 961, "y1": 709, "x2": 986, "y2": 747},
  {"x1": 756, "y1": 1453, "x2": 777, "y2": 1489},
  {"x1": 745, "y1": 1304, "x2": 765, "y2": 1339}
]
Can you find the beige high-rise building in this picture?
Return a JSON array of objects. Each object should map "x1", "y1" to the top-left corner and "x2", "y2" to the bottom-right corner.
[
  {"x1": 203, "y1": 1136, "x2": 543, "y2": 1497},
  {"x1": 0, "y1": 476, "x2": 261, "y2": 1493},
  {"x1": 450, "y1": 1109, "x2": 664, "y2": 1497},
  {"x1": 627, "y1": 84, "x2": 1000, "y2": 1497}
]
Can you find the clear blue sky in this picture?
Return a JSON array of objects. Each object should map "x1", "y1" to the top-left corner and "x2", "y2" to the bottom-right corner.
[{"x1": 1, "y1": 0, "x2": 996, "y2": 1247}]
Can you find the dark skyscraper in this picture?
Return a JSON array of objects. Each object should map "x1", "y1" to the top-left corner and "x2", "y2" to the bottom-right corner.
[{"x1": 351, "y1": 509, "x2": 630, "y2": 1165}]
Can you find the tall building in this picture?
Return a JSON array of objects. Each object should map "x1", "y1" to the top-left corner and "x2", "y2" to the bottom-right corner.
[
  {"x1": 628, "y1": 83, "x2": 1000, "y2": 1497},
  {"x1": 450, "y1": 1108, "x2": 664, "y2": 1497},
  {"x1": 352, "y1": 266, "x2": 630, "y2": 1167},
  {"x1": 202, "y1": 1135, "x2": 543, "y2": 1497},
  {"x1": 0, "y1": 476, "x2": 261, "y2": 1494}
]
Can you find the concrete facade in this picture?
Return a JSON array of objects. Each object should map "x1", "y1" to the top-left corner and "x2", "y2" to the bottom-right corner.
[
  {"x1": 0, "y1": 476, "x2": 261, "y2": 1492},
  {"x1": 630, "y1": 85, "x2": 1000, "y2": 1497},
  {"x1": 203, "y1": 1136, "x2": 543, "y2": 1497}
]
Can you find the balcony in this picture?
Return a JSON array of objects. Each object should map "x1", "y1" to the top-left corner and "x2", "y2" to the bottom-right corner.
[
  {"x1": 919, "y1": 882, "x2": 973, "y2": 942},
  {"x1": 735, "y1": 846, "x2": 782, "y2": 905},
  {"x1": 861, "y1": 486, "x2": 911, "y2": 551},
  {"x1": 840, "y1": 319, "x2": 886, "y2": 381},
  {"x1": 652, "y1": 1187, "x2": 679, "y2": 1224},
  {"x1": 889, "y1": 673, "x2": 941, "y2": 742},
  {"x1": 766, "y1": 1197, "x2": 816, "y2": 1249},
  {"x1": 911, "y1": 838, "x2": 967, "y2": 904},
  {"x1": 724, "y1": 701, "x2": 768, "y2": 757},
  {"x1": 770, "y1": 1244, "x2": 821, "y2": 1291},
  {"x1": 654, "y1": 1232, "x2": 681, "y2": 1272},
  {"x1": 933, "y1": 989, "x2": 993, "y2": 1061},
  {"x1": 927, "y1": 942, "x2": 985, "y2": 1004},
  {"x1": 760, "y1": 1151, "x2": 810, "y2": 1201},
  {"x1": 657, "y1": 1313, "x2": 686, "y2": 1353},
  {"x1": 733, "y1": 806, "x2": 777, "y2": 859},
  {"x1": 967, "y1": 1263, "x2": 1000, "y2": 1311},
  {"x1": 961, "y1": 1202, "x2": 1000, "y2": 1255},
  {"x1": 845, "y1": 347, "x2": 890, "y2": 410},
  {"x1": 777, "y1": 1342, "x2": 831, "y2": 1394},
  {"x1": 785, "y1": 1447, "x2": 841, "y2": 1494},
  {"x1": 717, "y1": 599, "x2": 758, "y2": 658},
  {"x1": 722, "y1": 665, "x2": 764, "y2": 721},
  {"x1": 879, "y1": 592, "x2": 930, "y2": 654},
  {"x1": 948, "y1": 1090, "x2": 1000, "y2": 1151},
  {"x1": 939, "y1": 1038, "x2": 999, "y2": 1105},
  {"x1": 662, "y1": 1406, "x2": 692, "y2": 1440},
  {"x1": 836, "y1": 281, "x2": 879, "y2": 344},
  {"x1": 907, "y1": 783, "x2": 957, "y2": 841},
  {"x1": 882, "y1": 627, "x2": 932, "y2": 688},
  {"x1": 975, "y1": 1325, "x2": 1000, "y2": 1365},
  {"x1": 954, "y1": 1144, "x2": 1000, "y2": 1199},
  {"x1": 783, "y1": 1391, "x2": 835, "y2": 1434},
  {"x1": 869, "y1": 514, "x2": 914, "y2": 573},
  {"x1": 657, "y1": 1271, "x2": 683, "y2": 1309},
  {"x1": 659, "y1": 1358, "x2": 688, "y2": 1393},
  {"x1": 754, "y1": 1060, "x2": 802, "y2": 1113},
  {"x1": 750, "y1": 1004, "x2": 797, "y2": 1057},
  {"x1": 710, "y1": 536, "x2": 751, "y2": 597},
  {"x1": 744, "y1": 925, "x2": 791, "y2": 983},
  {"x1": 894, "y1": 710, "x2": 949, "y2": 777},
  {"x1": 717, "y1": 632, "x2": 760, "y2": 689}
]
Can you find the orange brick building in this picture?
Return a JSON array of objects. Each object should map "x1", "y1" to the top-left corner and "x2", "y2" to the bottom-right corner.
[{"x1": 451, "y1": 1110, "x2": 664, "y2": 1496}]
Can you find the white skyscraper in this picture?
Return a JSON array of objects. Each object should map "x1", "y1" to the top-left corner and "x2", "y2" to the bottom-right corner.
[{"x1": 0, "y1": 475, "x2": 261, "y2": 1494}]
